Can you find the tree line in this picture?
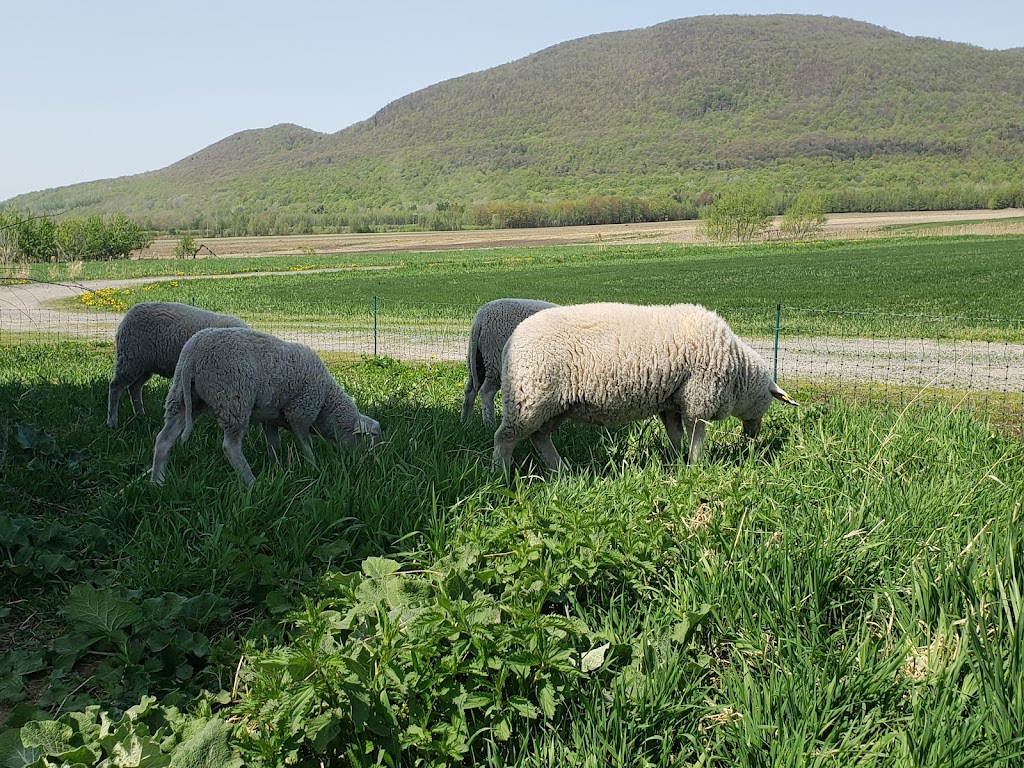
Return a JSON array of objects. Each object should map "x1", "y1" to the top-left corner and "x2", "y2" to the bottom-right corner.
[
  {"x1": 136, "y1": 184, "x2": 1022, "y2": 239},
  {"x1": 3, "y1": 180, "x2": 1022, "y2": 263},
  {"x1": 0, "y1": 210, "x2": 154, "y2": 264}
]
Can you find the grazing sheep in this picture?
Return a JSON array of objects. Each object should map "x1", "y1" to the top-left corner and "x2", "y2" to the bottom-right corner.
[
  {"x1": 493, "y1": 302, "x2": 798, "y2": 470},
  {"x1": 462, "y1": 298, "x2": 558, "y2": 424},
  {"x1": 107, "y1": 301, "x2": 248, "y2": 427},
  {"x1": 151, "y1": 327, "x2": 381, "y2": 486}
]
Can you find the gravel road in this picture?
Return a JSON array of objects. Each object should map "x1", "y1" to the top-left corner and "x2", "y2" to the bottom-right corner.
[
  {"x1": 3, "y1": 212, "x2": 1023, "y2": 399},
  {"x1": 2, "y1": 276, "x2": 1022, "y2": 398}
]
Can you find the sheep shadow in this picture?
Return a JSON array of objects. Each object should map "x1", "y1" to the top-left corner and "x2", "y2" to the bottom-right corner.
[{"x1": 490, "y1": 416, "x2": 792, "y2": 480}]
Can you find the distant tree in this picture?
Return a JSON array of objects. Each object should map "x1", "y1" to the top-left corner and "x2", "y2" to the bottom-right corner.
[
  {"x1": 698, "y1": 187, "x2": 774, "y2": 242},
  {"x1": 429, "y1": 201, "x2": 465, "y2": 231},
  {"x1": 102, "y1": 214, "x2": 154, "y2": 259},
  {"x1": 780, "y1": 191, "x2": 828, "y2": 239},
  {"x1": 0, "y1": 209, "x2": 59, "y2": 262},
  {"x1": 0, "y1": 209, "x2": 20, "y2": 262},
  {"x1": 55, "y1": 217, "x2": 87, "y2": 260},
  {"x1": 52, "y1": 214, "x2": 152, "y2": 261},
  {"x1": 174, "y1": 235, "x2": 201, "y2": 259}
]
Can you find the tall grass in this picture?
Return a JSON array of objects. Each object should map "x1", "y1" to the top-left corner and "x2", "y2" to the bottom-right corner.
[{"x1": 1, "y1": 343, "x2": 1022, "y2": 764}]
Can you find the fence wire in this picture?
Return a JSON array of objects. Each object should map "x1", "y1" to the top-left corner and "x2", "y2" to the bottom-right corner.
[{"x1": 2, "y1": 283, "x2": 1022, "y2": 427}]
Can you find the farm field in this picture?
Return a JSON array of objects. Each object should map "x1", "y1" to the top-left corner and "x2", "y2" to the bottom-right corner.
[
  {"x1": 1, "y1": 230, "x2": 1024, "y2": 765},
  {"x1": 4, "y1": 208, "x2": 1024, "y2": 284},
  {"x1": 20, "y1": 235, "x2": 1024, "y2": 341}
]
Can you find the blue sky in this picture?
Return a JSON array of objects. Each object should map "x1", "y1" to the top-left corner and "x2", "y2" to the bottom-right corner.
[{"x1": 2, "y1": 0, "x2": 1021, "y2": 202}]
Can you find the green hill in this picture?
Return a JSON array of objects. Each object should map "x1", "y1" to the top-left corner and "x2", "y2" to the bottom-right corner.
[{"x1": 7, "y1": 15, "x2": 1024, "y2": 232}]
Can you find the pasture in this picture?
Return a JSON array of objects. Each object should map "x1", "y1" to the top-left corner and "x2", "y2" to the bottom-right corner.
[
  {"x1": 1, "y1": 234, "x2": 1023, "y2": 766},
  {"x1": 48, "y1": 235, "x2": 1024, "y2": 341}
]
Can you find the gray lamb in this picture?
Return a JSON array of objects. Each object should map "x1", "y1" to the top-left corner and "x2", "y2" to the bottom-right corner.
[
  {"x1": 462, "y1": 298, "x2": 558, "y2": 424},
  {"x1": 151, "y1": 327, "x2": 381, "y2": 486},
  {"x1": 493, "y1": 302, "x2": 798, "y2": 470},
  {"x1": 107, "y1": 301, "x2": 248, "y2": 427}
]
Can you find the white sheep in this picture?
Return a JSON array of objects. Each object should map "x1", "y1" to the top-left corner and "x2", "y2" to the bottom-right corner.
[
  {"x1": 493, "y1": 302, "x2": 798, "y2": 470},
  {"x1": 461, "y1": 298, "x2": 558, "y2": 424},
  {"x1": 150, "y1": 327, "x2": 381, "y2": 486},
  {"x1": 107, "y1": 301, "x2": 248, "y2": 427}
]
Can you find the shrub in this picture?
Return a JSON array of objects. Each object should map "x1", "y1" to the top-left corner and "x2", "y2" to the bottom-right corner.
[
  {"x1": 697, "y1": 187, "x2": 774, "y2": 241},
  {"x1": 780, "y1": 191, "x2": 828, "y2": 239},
  {"x1": 174, "y1": 235, "x2": 200, "y2": 259}
]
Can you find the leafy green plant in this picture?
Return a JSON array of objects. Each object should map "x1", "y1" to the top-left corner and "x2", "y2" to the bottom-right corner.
[
  {"x1": 780, "y1": 190, "x2": 828, "y2": 239},
  {"x1": 13, "y1": 423, "x2": 89, "y2": 471},
  {"x1": 234, "y1": 551, "x2": 660, "y2": 765},
  {"x1": 697, "y1": 186, "x2": 775, "y2": 241},
  {"x1": 0, "y1": 696, "x2": 239, "y2": 768},
  {"x1": 173, "y1": 235, "x2": 200, "y2": 259},
  {"x1": 47, "y1": 586, "x2": 230, "y2": 706}
]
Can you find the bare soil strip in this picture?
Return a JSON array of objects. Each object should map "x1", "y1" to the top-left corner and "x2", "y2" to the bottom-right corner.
[{"x1": 132, "y1": 209, "x2": 1024, "y2": 259}]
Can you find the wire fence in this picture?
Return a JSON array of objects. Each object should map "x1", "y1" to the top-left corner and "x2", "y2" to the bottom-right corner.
[{"x1": 2, "y1": 281, "x2": 1023, "y2": 428}]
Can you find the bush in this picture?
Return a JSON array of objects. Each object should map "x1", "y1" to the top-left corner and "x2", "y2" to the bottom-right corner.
[
  {"x1": 174, "y1": 235, "x2": 200, "y2": 259},
  {"x1": 780, "y1": 191, "x2": 828, "y2": 239},
  {"x1": 1, "y1": 210, "x2": 152, "y2": 262},
  {"x1": 697, "y1": 187, "x2": 774, "y2": 241}
]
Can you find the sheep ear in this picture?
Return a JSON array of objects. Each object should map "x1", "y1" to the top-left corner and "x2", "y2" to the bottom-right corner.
[{"x1": 770, "y1": 382, "x2": 799, "y2": 406}]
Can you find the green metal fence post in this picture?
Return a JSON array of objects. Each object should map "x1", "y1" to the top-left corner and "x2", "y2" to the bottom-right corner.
[
  {"x1": 373, "y1": 296, "x2": 378, "y2": 358},
  {"x1": 773, "y1": 303, "x2": 781, "y2": 381}
]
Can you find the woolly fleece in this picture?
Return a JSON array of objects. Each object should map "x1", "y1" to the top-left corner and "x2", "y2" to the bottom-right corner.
[
  {"x1": 107, "y1": 301, "x2": 247, "y2": 427},
  {"x1": 151, "y1": 327, "x2": 380, "y2": 486},
  {"x1": 461, "y1": 298, "x2": 557, "y2": 424},
  {"x1": 493, "y1": 302, "x2": 795, "y2": 470}
]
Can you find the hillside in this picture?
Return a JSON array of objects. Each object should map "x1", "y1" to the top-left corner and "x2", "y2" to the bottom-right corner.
[{"x1": 7, "y1": 14, "x2": 1024, "y2": 230}]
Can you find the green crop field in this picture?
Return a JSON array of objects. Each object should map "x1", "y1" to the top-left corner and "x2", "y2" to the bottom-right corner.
[
  {"x1": 2, "y1": 234, "x2": 1024, "y2": 765},
  {"x1": 54, "y1": 235, "x2": 1024, "y2": 341}
]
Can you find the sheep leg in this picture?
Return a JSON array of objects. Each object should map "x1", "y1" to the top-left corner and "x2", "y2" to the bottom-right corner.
[
  {"x1": 221, "y1": 427, "x2": 257, "y2": 486},
  {"x1": 685, "y1": 417, "x2": 707, "y2": 465},
  {"x1": 659, "y1": 410, "x2": 685, "y2": 453},
  {"x1": 150, "y1": 410, "x2": 186, "y2": 485},
  {"x1": 128, "y1": 374, "x2": 152, "y2": 416},
  {"x1": 106, "y1": 385, "x2": 122, "y2": 428},
  {"x1": 529, "y1": 431, "x2": 565, "y2": 470},
  {"x1": 263, "y1": 423, "x2": 282, "y2": 463},
  {"x1": 461, "y1": 376, "x2": 478, "y2": 422},
  {"x1": 107, "y1": 371, "x2": 142, "y2": 427},
  {"x1": 492, "y1": 421, "x2": 521, "y2": 469},
  {"x1": 479, "y1": 377, "x2": 500, "y2": 425},
  {"x1": 289, "y1": 422, "x2": 318, "y2": 466},
  {"x1": 742, "y1": 417, "x2": 762, "y2": 439}
]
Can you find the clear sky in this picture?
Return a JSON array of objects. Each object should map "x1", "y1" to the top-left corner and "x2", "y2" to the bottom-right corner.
[{"x1": 2, "y1": 0, "x2": 1021, "y2": 203}]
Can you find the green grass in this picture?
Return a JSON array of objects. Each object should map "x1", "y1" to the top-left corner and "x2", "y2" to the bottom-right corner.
[
  {"x1": 46, "y1": 236, "x2": 1024, "y2": 341},
  {"x1": 1, "y1": 250, "x2": 417, "y2": 284},
  {"x1": 1, "y1": 343, "x2": 1023, "y2": 765}
]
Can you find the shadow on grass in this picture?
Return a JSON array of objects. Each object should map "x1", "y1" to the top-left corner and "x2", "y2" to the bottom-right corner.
[{"x1": 493, "y1": 416, "x2": 796, "y2": 480}]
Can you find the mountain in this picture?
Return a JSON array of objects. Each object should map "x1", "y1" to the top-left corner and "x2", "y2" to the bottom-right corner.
[{"x1": 7, "y1": 15, "x2": 1024, "y2": 229}]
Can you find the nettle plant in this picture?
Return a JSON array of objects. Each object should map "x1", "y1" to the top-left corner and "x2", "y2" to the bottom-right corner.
[
  {"x1": 233, "y1": 548, "x2": 711, "y2": 766},
  {"x1": 234, "y1": 553, "x2": 598, "y2": 765}
]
